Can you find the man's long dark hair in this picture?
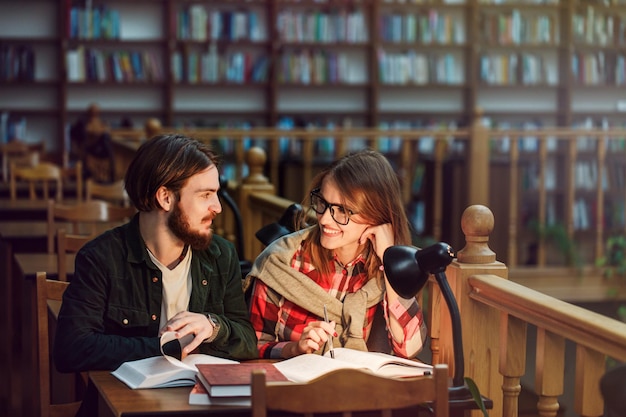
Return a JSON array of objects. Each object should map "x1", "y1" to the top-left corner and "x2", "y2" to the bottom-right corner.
[{"x1": 125, "y1": 134, "x2": 220, "y2": 212}]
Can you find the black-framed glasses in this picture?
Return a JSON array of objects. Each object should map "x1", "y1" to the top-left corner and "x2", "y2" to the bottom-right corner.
[{"x1": 309, "y1": 188, "x2": 357, "y2": 225}]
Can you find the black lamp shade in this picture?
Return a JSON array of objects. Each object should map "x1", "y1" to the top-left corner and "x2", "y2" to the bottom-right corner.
[
  {"x1": 383, "y1": 242, "x2": 454, "y2": 299},
  {"x1": 383, "y1": 246, "x2": 429, "y2": 299}
]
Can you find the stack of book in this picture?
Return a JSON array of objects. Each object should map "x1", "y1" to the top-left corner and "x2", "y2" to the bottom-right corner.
[{"x1": 190, "y1": 363, "x2": 288, "y2": 405}]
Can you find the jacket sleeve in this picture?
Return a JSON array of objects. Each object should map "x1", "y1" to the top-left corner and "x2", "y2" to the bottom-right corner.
[{"x1": 53, "y1": 248, "x2": 161, "y2": 373}]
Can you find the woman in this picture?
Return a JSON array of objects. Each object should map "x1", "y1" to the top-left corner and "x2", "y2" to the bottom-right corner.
[{"x1": 247, "y1": 149, "x2": 426, "y2": 359}]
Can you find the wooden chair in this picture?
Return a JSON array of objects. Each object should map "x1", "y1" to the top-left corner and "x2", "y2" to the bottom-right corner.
[
  {"x1": 46, "y1": 199, "x2": 136, "y2": 253},
  {"x1": 56, "y1": 228, "x2": 93, "y2": 282},
  {"x1": 251, "y1": 364, "x2": 450, "y2": 417},
  {"x1": 9, "y1": 160, "x2": 82, "y2": 202},
  {"x1": 85, "y1": 178, "x2": 129, "y2": 207},
  {"x1": 36, "y1": 272, "x2": 85, "y2": 417},
  {"x1": 1, "y1": 140, "x2": 42, "y2": 183},
  {"x1": 10, "y1": 161, "x2": 63, "y2": 202},
  {"x1": 63, "y1": 161, "x2": 83, "y2": 202}
]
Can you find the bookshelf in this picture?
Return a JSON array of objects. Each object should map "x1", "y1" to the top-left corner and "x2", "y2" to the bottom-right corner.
[
  {"x1": 2, "y1": 1, "x2": 626, "y2": 251},
  {"x1": 3, "y1": 0, "x2": 626, "y2": 156}
]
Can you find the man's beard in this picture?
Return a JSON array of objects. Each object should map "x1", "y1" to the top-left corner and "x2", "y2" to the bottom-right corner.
[{"x1": 168, "y1": 202, "x2": 215, "y2": 250}]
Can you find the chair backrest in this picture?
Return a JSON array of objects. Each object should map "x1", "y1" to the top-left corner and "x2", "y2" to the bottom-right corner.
[
  {"x1": 85, "y1": 178, "x2": 129, "y2": 207},
  {"x1": 56, "y1": 228, "x2": 93, "y2": 282},
  {"x1": 1, "y1": 140, "x2": 42, "y2": 182},
  {"x1": 62, "y1": 161, "x2": 83, "y2": 202},
  {"x1": 46, "y1": 199, "x2": 136, "y2": 253},
  {"x1": 251, "y1": 364, "x2": 449, "y2": 417},
  {"x1": 9, "y1": 160, "x2": 82, "y2": 202},
  {"x1": 10, "y1": 161, "x2": 63, "y2": 202},
  {"x1": 36, "y1": 272, "x2": 84, "y2": 417}
]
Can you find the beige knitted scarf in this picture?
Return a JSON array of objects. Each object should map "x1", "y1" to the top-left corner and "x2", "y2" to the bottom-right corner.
[{"x1": 247, "y1": 227, "x2": 385, "y2": 351}]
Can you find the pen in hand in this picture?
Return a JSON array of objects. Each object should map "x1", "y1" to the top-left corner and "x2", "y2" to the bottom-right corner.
[{"x1": 323, "y1": 304, "x2": 335, "y2": 359}]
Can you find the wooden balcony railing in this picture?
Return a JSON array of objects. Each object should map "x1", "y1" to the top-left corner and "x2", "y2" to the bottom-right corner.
[{"x1": 112, "y1": 117, "x2": 626, "y2": 278}]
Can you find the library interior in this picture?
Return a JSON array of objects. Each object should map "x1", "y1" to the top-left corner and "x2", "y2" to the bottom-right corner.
[{"x1": 2, "y1": 1, "x2": 626, "y2": 417}]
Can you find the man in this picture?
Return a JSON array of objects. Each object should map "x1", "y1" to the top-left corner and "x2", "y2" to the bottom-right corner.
[{"x1": 54, "y1": 134, "x2": 257, "y2": 415}]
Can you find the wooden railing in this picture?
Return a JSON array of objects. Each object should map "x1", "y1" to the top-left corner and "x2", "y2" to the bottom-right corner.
[{"x1": 112, "y1": 121, "x2": 626, "y2": 301}]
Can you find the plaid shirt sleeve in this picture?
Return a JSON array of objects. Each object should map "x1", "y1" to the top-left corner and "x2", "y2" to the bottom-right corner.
[{"x1": 384, "y1": 295, "x2": 427, "y2": 358}]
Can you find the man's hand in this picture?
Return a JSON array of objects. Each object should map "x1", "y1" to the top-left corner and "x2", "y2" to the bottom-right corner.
[{"x1": 160, "y1": 311, "x2": 216, "y2": 358}]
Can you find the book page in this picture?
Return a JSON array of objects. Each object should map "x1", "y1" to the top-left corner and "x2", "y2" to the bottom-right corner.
[
  {"x1": 326, "y1": 348, "x2": 432, "y2": 376},
  {"x1": 274, "y1": 353, "x2": 365, "y2": 383}
]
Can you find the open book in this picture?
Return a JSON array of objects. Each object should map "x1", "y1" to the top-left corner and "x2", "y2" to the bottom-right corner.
[
  {"x1": 111, "y1": 331, "x2": 238, "y2": 389},
  {"x1": 274, "y1": 347, "x2": 433, "y2": 383}
]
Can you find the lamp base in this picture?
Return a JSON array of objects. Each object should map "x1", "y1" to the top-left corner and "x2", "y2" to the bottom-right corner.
[
  {"x1": 449, "y1": 384, "x2": 493, "y2": 416},
  {"x1": 449, "y1": 383, "x2": 474, "y2": 401}
]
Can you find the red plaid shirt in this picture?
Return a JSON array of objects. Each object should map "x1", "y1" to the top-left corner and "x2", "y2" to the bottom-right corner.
[{"x1": 249, "y1": 242, "x2": 425, "y2": 359}]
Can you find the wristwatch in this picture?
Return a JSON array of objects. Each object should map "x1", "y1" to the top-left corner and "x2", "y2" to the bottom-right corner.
[{"x1": 203, "y1": 313, "x2": 220, "y2": 344}]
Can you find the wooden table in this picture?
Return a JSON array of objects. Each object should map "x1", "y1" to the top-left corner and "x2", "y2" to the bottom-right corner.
[
  {"x1": 0, "y1": 199, "x2": 48, "y2": 220},
  {"x1": 90, "y1": 371, "x2": 250, "y2": 417},
  {"x1": 0, "y1": 221, "x2": 49, "y2": 253},
  {"x1": 90, "y1": 369, "x2": 488, "y2": 417},
  {"x1": 14, "y1": 252, "x2": 75, "y2": 279},
  {"x1": 0, "y1": 199, "x2": 78, "y2": 221}
]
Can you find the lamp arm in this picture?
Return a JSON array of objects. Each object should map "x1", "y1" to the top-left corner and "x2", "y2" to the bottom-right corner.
[{"x1": 434, "y1": 270, "x2": 465, "y2": 388}]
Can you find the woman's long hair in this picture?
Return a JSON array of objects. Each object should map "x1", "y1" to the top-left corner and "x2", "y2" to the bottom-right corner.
[{"x1": 298, "y1": 149, "x2": 411, "y2": 281}]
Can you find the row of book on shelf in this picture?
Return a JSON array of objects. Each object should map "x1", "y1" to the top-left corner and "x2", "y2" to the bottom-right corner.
[
  {"x1": 65, "y1": 48, "x2": 626, "y2": 88},
  {"x1": 479, "y1": 52, "x2": 558, "y2": 85},
  {"x1": 479, "y1": 11, "x2": 556, "y2": 45},
  {"x1": 572, "y1": 51, "x2": 626, "y2": 85},
  {"x1": 66, "y1": 47, "x2": 164, "y2": 83},
  {"x1": 522, "y1": 194, "x2": 626, "y2": 232},
  {"x1": 487, "y1": 118, "x2": 626, "y2": 154},
  {"x1": 171, "y1": 47, "x2": 269, "y2": 84},
  {"x1": 572, "y1": 197, "x2": 616, "y2": 231},
  {"x1": 177, "y1": 6, "x2": 267, "y2": 42},
  {"x1": 111, "y1": 332, "x2": 433, "y2": 406},
  {"x1": 379, "y1": 10, "x2": 465, "y2": 44},
  {"x1": 68, "y1": 3, "x2": 120, "y2": 40},
  {"x1": 0, "y1": 112, "x2": 27, "y2": 144},
  {"x1": 276, "y1": 9, "x2": 368, "y2": 43},
  {"x1": 572, "y1": 5, "x2": 626, "y2": 46},
  {"x1": 0, "y1": 44, "x2": 34, "y2": 82}
]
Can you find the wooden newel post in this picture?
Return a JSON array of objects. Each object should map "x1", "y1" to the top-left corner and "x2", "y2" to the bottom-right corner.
[
  {"x1": 235, "y1": 147, "x2": 275, "y2": 261},
  {"x1": 467, "y1": 108, "x2": 490, "y2": 206},
  {"x1": 433, "y1": 205, "x2": 508, "y2": 417}
]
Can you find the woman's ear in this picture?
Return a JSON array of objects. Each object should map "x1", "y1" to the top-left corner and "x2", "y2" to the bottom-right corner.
[{"x1": 155, "y1": 186, "x2": 173, "y2": 212}]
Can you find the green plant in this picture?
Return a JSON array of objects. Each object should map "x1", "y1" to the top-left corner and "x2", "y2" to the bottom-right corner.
[
  {"x1": 528, "y1": 220, "x2": 582, "y2": 269},
  {"x1": 465, "y1": 377, "x2": 489, "y2": 417},
  {"x1": 596, "y1": 235, "x2": 626, "y2": 280},
  {"x1": 596, "y1": 235, "x2": 626, "y2": 323}
]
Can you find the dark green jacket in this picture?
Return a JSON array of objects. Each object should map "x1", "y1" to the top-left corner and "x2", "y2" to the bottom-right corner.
[{"x1": 53, "y1": 214, "x2": 258, "y2": 373}]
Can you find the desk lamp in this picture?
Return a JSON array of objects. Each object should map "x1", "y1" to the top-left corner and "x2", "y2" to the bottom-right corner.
[{"x1": 383, "y1": 242, "x2": 474, "y2": 401}]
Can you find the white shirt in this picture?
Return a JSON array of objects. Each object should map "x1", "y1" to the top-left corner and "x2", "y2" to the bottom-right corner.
[{"x1": 147, "y1": 247, "x2": 192, "y2": 329}]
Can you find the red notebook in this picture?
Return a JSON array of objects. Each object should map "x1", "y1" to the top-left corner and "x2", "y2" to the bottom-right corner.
[{"x1": 195, "y1": 362, "x2": 289, "y2": 397}]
